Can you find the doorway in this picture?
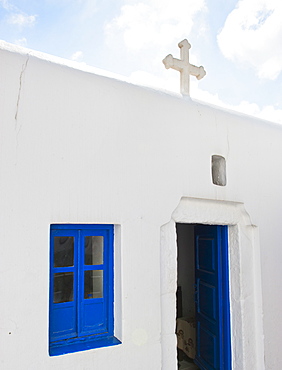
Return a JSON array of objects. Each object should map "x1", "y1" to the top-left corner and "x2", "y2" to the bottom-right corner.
[{"x1": 176, "y1": 223, "x2": 231, "y2": 370}]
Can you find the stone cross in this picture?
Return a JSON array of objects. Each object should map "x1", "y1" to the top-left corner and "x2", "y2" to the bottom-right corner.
[{"x1": 163, "y1": 39, "x2": 206, "y2": 96}]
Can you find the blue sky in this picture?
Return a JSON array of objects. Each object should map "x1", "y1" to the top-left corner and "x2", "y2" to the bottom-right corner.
[{"x1": 1, "y1": 0, "x2": 282, "y2": 123}]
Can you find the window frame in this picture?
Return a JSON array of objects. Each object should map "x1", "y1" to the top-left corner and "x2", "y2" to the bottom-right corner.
[{"x1": 49, "y1": 224, "x2": 121, "y2": 356}]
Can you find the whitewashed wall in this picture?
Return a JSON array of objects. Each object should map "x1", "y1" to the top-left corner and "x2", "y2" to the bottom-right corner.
[{"x1": 0, "y1": 43, "x2": 281, "y2": 369}]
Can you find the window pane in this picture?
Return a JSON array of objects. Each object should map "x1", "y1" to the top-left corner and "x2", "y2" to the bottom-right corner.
[
  {"x1": 54, "y1": 272, "x2": 74, "y2": 303},
  {"x1": 84, "y1": 236, "x2": 104, "y2": 265},
  {"x1": 84, "y1": 270, "x2": 103, "y2": 299},
  {"x1": 54, "y1": 236, "x2": 74, "y2": 267}
]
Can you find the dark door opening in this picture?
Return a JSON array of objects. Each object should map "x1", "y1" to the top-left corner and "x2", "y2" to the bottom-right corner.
[{"x1": 176, "y1": 223, "x2": 231, "y2": 370}]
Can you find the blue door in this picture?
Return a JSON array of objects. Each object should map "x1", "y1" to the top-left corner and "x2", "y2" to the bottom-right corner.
[{"x1": 194, "y1": 225, "x2": 231, "y2": 370}]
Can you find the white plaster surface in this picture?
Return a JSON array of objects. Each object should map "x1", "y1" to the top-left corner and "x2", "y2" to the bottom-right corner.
[
  {"x1": 0, "y1": 41, "x2": 281, "y2": 369},
  {"x1": 161, "y1": 199, "x2": 264, "y2": 370}
]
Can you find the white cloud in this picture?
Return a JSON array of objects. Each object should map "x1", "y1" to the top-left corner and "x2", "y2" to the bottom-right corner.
[
  {"x1": 105, "y1": 0, "x2": 206, "y2": 52},
  {"x1": 71, "y1": 51, "x2": 84, "y2": 61},
  {"x1": 217, "y1": 0, "x2": 282, "y2": 80},
  {"x1": 0, "y1": 0, "x2": 37, "y2": 28},
  {"x1": 230, "y1": 101, "x2": 282, "y2": 124},
  {"x1": 0, "y1": 0, "x2": 13, "y2": 11},
  {"x1": 192, "y1": 82, "x2": 282, "y2": 124},
  {"x1": 128, "y1": 70, "x2": 282, "y2": 124},
  {"x1": 14, "y1": 37, "x2": 27, "y2": 46},
  {"x1": 7, "y1": 13, "x2": 37, "y2": 27}
]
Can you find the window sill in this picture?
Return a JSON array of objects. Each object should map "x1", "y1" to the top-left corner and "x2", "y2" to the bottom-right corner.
[{"x1": 49, "y1": 335, "x2": 121, "y2": 356}]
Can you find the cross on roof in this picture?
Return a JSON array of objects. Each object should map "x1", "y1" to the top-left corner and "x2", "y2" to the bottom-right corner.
[{"x1": 163, "y1": 39, "x2": 206, "y2": 96}]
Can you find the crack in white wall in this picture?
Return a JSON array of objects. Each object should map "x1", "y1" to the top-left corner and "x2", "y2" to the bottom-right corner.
[{"x1": 15, "y1": 55, "x2": 29, "y2": 123}]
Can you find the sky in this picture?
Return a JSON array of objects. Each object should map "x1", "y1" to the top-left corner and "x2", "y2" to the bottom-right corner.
[{"x1": 0, "y1": 0, "x2": 282, "y2": 124}]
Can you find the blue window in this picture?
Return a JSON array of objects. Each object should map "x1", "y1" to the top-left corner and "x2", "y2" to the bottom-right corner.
[{"x1": 49, "y1": 224, "x2": 121, "y2": 356}]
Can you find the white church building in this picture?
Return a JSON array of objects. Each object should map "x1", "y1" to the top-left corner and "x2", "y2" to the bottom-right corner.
[{"x1": 0, "y1": 39, "x2": 281, "y2": 369}]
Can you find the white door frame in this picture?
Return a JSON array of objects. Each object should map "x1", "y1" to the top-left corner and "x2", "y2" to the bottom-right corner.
[{"x1": 160, "y1": 197, "x2": 265, "y2": 370}]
